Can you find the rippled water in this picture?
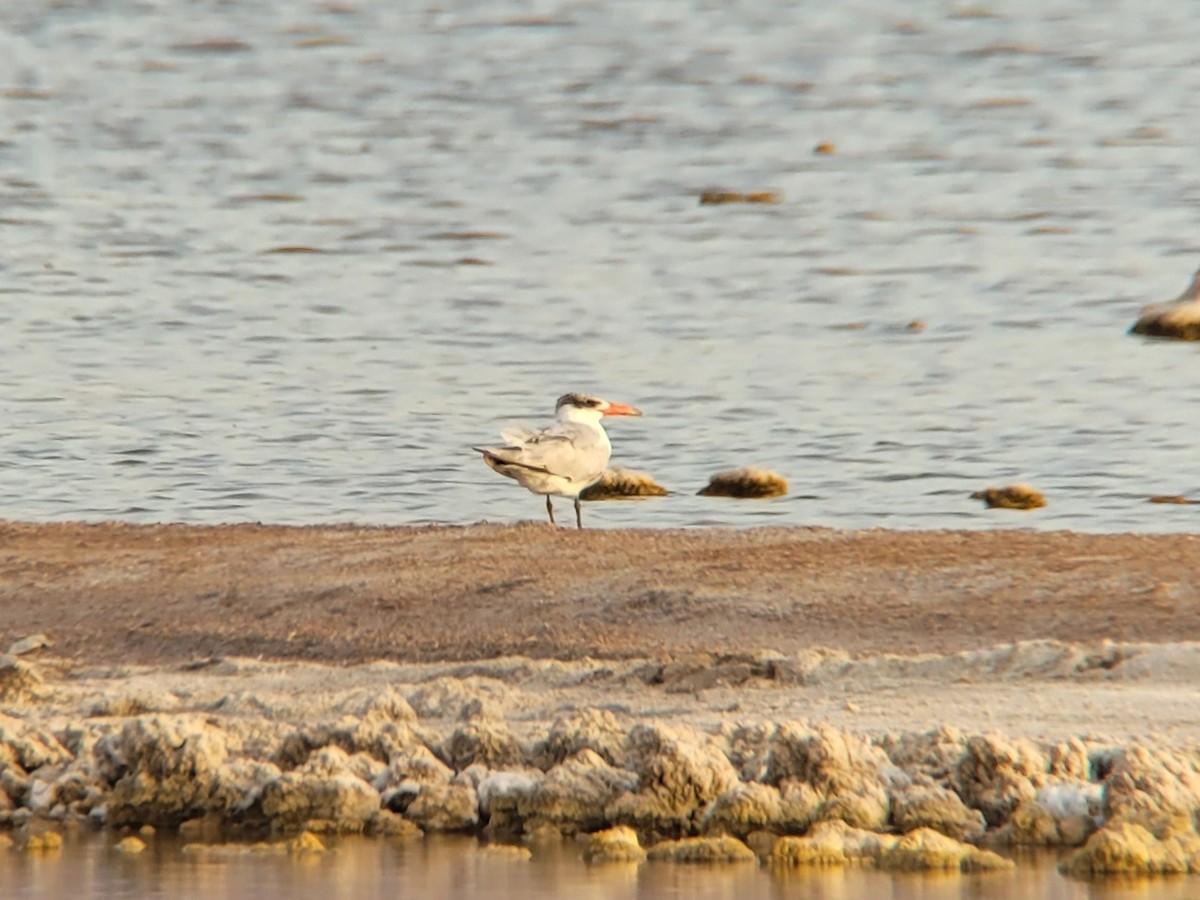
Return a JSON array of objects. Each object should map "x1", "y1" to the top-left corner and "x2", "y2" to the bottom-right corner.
[
  {"x1": 3, "y1": 835, "x2": 1195, "y2": 900},
  {"x1": 2, "y1": 0, "x2": 1199, "y2": 531}
]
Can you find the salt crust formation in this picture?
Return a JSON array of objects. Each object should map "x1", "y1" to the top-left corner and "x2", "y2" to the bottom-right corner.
[{"x1": 3, "y1": 651, "x2": 1200, "y2": 878}]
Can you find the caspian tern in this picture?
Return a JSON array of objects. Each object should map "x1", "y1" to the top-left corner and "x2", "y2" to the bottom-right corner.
[{"x1": 474, "y1": 392, "x2": 644, "y2": 529}]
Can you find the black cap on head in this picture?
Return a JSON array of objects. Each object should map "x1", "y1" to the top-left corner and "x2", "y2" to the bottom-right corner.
[{"x1": 556, "y1": 392, "x2": 602, "y2": 410}]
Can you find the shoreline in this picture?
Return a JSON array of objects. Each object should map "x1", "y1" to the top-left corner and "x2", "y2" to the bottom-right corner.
[
  {"x1": 4, "y1": 644, "x2": 1200, "y2": 876},
  {"x1": 3, "y1": 520, "x2": 1200, "y2": 876}
]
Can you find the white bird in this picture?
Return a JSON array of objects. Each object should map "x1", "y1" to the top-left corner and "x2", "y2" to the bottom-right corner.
[
  {"x1": 474, "y1": 392, "x2": 644, "y2": 529},
  {"x1": 1129, "y1": 266, "x2": 1200, "y2": 340}
]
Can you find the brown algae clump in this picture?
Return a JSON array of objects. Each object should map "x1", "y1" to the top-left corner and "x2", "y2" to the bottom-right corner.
[
  {"x1": 699, "y1": 190, "x2": 781, "y2": 205},
  {"x1": 698, "y1": 468, "x2": 788, "y2": 499},
  {"x1": 971, "y1": 484, "x2": 1046, "y2": 510},
  {"x1": 579, "y1": 468, "x2": 669, "y2": 501}
]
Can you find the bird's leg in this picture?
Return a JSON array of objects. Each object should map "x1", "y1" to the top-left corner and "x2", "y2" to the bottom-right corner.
[
  {"x1": 574, "y1": 497, "x2": 584, "y2": 530},
  {"x1": 546, "y1": 495, "x2": 556, "y2": 525}
]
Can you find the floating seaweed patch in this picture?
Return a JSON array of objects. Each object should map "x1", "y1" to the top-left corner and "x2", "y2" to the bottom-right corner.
[
  {"x1": 699, "y1": 190, "x2": 781, "y2": 205},
  {"x1": 970, "y1": 484, "x2": 1046, "y2": 510},
  {"x1": 580, "y1": 468, "x2": 669, "y2": 501},
  {"x1": 698, "y1": 468, "x2": 788, "y2": 499}
]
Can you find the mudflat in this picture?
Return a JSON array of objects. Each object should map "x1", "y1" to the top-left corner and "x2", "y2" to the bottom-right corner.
[{"x1": 0, "y1": 520, "x2": 1195, "y2": 666}]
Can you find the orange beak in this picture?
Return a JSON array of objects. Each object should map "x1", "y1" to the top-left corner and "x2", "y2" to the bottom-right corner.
[{"x1": 603, "y1": 401, "x2": 643, "y2": 417}]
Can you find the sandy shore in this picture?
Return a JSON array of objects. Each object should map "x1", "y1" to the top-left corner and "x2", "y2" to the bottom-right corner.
[
  {"x1": 1, "y1": 520, "x2": 1197, "y2": 664},
  {"x1": 3, "y1": 521, "x2": 1200, "y2": 875}
]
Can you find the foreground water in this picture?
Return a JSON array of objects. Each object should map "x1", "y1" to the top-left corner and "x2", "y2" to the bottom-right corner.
[
  {"x1": 2, "y1": 0, "x2": 1199, "y2": 532},
  {"x1": 3, "y1": 835, "x2": 1196, "y2": 900}
]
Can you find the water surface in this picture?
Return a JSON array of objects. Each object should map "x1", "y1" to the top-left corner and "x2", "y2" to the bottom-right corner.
[
  {"x1": 2, "y1": 1, "x2": 1199, "y2": 531},
  {"x1": 2, "y1": 835, "x2": 1193, "y2": 900}
]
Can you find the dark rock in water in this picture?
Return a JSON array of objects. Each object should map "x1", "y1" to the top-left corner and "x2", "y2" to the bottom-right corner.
[
  {"x1": 769, "y1": 819, "x2": 892, "y2": 867},
  {"x1": 1129, "y1": 268, "x2": 1200, "y2": 340},
  {"x1": 698, "y1": 468, "x2": 788, "y2": 499},
  {"x1": 878, "y1": 827, "x2": 1013, "y2": 871},
  {"x1": 646, "y1": 834, "x2": 757, "y2": 863},
  {"x1": 971, "y1": 485, "x2": 1046, "y2": 510},
  {"x1": 582, "y1": 825, "x2": 645, "y2": 864}
]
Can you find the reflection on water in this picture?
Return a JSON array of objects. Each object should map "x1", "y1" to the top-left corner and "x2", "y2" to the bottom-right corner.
[
  {"x1": 2, "y1": 0, "x2": 1200, "y2": 532},
  {"x1": 3, "y1": 835, "x2": 1197, "y2": 900}
]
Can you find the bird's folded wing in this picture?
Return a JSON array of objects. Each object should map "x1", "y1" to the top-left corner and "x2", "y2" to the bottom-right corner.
[
  {"x1": 474, "y1": 446, "x2": 554, "y2": 474},
  {"x1": 524, "y1": 426, "x2": 606, "y2": 481},
  {"x1": 499, "y1": 424, "x2": 540, "y2": 444},
  {"x1": 480, "y1": 423, "x2": 604, "y2": 483}
]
